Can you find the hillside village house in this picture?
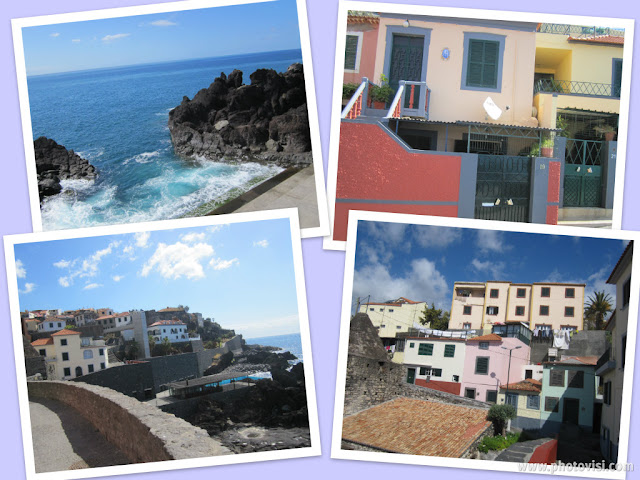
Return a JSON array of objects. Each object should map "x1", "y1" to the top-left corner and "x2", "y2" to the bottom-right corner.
[
  {"x1": 149, "y1": 319, "x2": 193, "y2": 344},
  {"x1": 74, "y1": 309, "x2": 98, "y2": 326},
  {"x1": 334, "y1": 13, "x2": 623, "y2": 241},
  {"x1": 597, "y1": 241, "x2": 632, "y2": 462},
  {"x1": 496, "y1": 378, "x2": 544, "y2": 429},
  {"x1": 37, "y1": 317, "x2": 67, "y2": 333},
  {"x1": 357, "y1": 297, "x2": 426, "y2": 348},
  {"x1": 403, "y1": 337, "x2": 466, "y2": 394},
  {"x1": 31, "y1": 329, "x2": 108, "y2": 380},
  {"x1": 449, "y1": 281, "x2": 585, "y2": 332}
]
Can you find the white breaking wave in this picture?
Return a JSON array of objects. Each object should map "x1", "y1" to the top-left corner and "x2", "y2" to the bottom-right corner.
[{"x1": 123, "y1": 150, "x2": 162, "y2": 165}]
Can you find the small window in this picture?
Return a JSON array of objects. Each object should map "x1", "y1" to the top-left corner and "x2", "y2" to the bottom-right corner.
[
  {"x1": 622, "y1": 335, "x2": 627, "y2": 368},
  {"x1": 486, "y1": 390, "x2": 497, "y2": 403},
  {"x1": 463, "y1": 322, "x2": 472, "y2": 329},
  {"x1": 545, "y1": 397, "x2": 559, "y2": 412},
  {"x1": 344, "y1": 33, "x2": 362, "y2": 71},
  {"x1": 88, "y1": 364, "x2": 94, "y2": 373},
  {"x1": 101, "y1": 362, "x2": 106, "y2": 370},
  {"x1": 379, "y1": 308, "x2": 384, "y2": 312},
  {"x1": 525, "y1": 369, "x2": 533, "y2": 379},
  {"x1": 623, "y1": 277, "x2": 631, "y2": 308},
  {"x1": 39, "y1": 349, "x2": 46, "y2": 356},
  {"x1": 517, "y1": 288, "x2": 526, "y2": 298},
  {"x1": 479, "y1": 341, "x2": 489, "y2": 350},
  {"x1": 380, "y1": 324, "x2": 386, "y2": 328},
  {"x1": 515, "y1": 306, "x2": 525, "y2": 316},
  {"x1": 540, "y1": 305, "x2": 549, "y2": 316},
  {"x1": 99, "y1": 349, "x2": 104, "y2": 356},
  {"x1": 419, "y1": 367, "x2": 428, "y2": 376},
  {"x1": 396, "y1": 326, "x2": 401, "y2": 330},
  {"x1": 568, "y1": 370, "x2": 584, "y2": 388},
  {"x1": 418, "y1": 343, "x2": 433, "y2": 356},
  {"x1": 465, "y1": 39, "x2": 500, "y2": 89},
  {"x1": 463, "y1": 306, "x2": 472, "y2": 315},
  {"x1": 63, "y1": 367, "x2": 71, "y2": 377},
  {"x1": 62, "y1": 352, "x2": 69, "y2": 361},
  {"x1": 475, "y1": 356, "x2": 489, "y2": 375},
  {"x1": 541, "y1": 287, "x2": 551, "y2": 297},
  {"x1": 389, "y1": 309, "x2": 394, "y2": 312},
  {"x1": 57, "y1": 322, "x2": 62, "y2": 328},
  {"x1": 370, "y1": 308, "x2": 374, "y2": 311},
  {"x1": 60, "y1": 339, "x2": 67, "y2": 346},
  {"x1": 565, "y1": 288, "x2": 575, "y2": 298},
  {"x1": 527, "y1": 395, "x2": 540, "y2": 410},
  {"x1": 490, "y1": 289, "x2": 499, "y2": 298},
  {"x1": 409, "y1": 343, "x2": 415, "y2": 348},
  {"x1": 565, "y1": 306, "x2": 575, "y2": 317},
  {"x1": 433, "y1": 368, "x2": 442, "y2": 377},
  {"x1": 453, "y1": 375, "x2": 460, "y2": 382},
  {"x1": 549, "y1": 369, "x2": 565, "y2": 387},
  {"x1": 604, "y1": 381, "x2": 612, "y2": 405},
  {"x1": 83, "y1": 350, "x2": 93, "y2": 359},
  {"x1": 465, "y1": 388, "x2": 476, "y2": 399},
  {"x1": 486, "y1": 306, "x2": 499, "y2": 315},
  {"x1": 444, "y1": 345, "x2": 456, "y2": 357}
]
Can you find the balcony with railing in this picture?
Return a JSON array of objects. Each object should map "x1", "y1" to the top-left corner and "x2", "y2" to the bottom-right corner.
[
  {"x1": 596, "y1": 348, "x2": 616, "y2": 375},
  {"x1": 492, "y1": 323, "x2": 532, "y2": 346},
  {"x1": 537, "y1": 24, "x2": 624, "y2": 38},
  {"x1": 534, "y1": 79, "x2": 620, "y2": 98}
]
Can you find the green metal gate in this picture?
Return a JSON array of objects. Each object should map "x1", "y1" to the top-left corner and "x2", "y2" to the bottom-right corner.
[
  {"x1": 563, "y1": 139, "x2": 603, "y2": 207},
  {"x1": 389, "y1": 35, "x2": 424, "y2": 109},
  {"x1": 475, "y1": 155, "x2": 531, "y2": 222}
]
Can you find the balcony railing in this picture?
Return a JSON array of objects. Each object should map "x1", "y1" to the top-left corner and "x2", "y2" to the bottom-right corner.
[
  {"x1": 537, "y1": 24, "x2": 625, "y2": 38},
  {"x1": 341, "y1": 77, "x2": 373, "y2": 120},
  {"x1": 386, "y1": 80, "x2": 430, "y2": 120},
  {"x1": 534, "y1": 79, "x2": 619, "y2": 97}
]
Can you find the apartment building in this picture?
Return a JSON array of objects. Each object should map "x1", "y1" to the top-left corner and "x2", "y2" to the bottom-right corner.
[
  {"x1": 149, "y1": 319, "x2": 191, "y2": 344},
  {"x1": 449, "y1": 281, "x2": 585, "y2": 332},
  {"x1": 357, "y1": 297, "x2": 426, "y2": 346}
]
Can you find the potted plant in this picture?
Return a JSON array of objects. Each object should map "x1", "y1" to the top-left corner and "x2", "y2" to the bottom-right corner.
[
  {"x1": 540, "y1": 137, "x2": 555, "y2": 158},
  {"x1": 342, "y1": 82, "x2": 359, "y2": 107},
  {"x1": 369, "y1": 74, "x2": 394, "y2": 109},
  {"x1": 594, "y1": 124, "x2": 617, "y2": 142}
]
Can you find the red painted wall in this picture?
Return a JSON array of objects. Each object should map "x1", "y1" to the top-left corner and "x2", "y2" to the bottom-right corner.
[
  {"x1": 343, "y1": 25, "x2": 379, "y2": 85},
  {"x1": 414, "y1": 379, "x2": 462, "y2": 395},
  {"x1": 529, "y1": 439, "x2": 558, "y2": 464},
  {"x1": 334, "y1": 122, "x2": 462, "y2": 241},
  {"x1": 546, "y1": 160, "x2": 561, "y2": 225}
]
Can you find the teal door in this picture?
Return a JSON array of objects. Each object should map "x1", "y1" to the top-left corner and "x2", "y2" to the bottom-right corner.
[
  {"x1": 406, "y1": 367, "x2": 416, "y2": 384},
  {"x1": 389, "y1": 35, "x2": 424, "y2": 111},
  {"x1": 506, "y1": 393, "x2": 518, "y2": 414},
  {"x1": 563, "y1": 139, "x2": 603, "y2": 207}
]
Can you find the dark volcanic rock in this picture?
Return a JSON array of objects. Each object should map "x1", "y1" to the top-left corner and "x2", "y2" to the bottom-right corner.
[
  {"x1": 168, "y1": 63, "x2": 312, "y2": 166},
  {"x1": 34, "y1": 136, "x2": 97, "y2": 202}
]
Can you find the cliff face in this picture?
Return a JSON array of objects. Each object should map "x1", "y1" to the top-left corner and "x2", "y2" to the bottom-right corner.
[
  {"x1": 168, "y1": 63, "x2": 312, "y2": 166},
  {"x1": 34, "y1": 136, "x2": 97, "y2": 201}
]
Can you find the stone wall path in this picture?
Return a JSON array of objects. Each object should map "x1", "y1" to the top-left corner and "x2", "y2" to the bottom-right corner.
[{"x1": 29, "y1": 399, "x2": 130, "y2": 473}]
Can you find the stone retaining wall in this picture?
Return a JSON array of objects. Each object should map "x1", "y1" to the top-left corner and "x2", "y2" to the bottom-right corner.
[{"x1": 28, "y1": 381, "x2": 230, "y2": 462}]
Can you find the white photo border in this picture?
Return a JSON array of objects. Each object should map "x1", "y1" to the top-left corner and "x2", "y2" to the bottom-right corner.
[
  {"x1": 331, "y1": 209, "x2": 640, "y2": 480},
  {"x1": 323, "y1": 0, "x2": 635, "y2": 250},
  {"x1": 11, "y1": 0, "x2": 330, "y2": 239},
  {"x1": 4, "y1": 208, "x2": 321, "y2": 480}
]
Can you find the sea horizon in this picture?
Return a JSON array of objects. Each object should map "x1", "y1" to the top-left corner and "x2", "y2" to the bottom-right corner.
[{"x1": 244, "y1": 332, "x2": 303, "y2": 363}]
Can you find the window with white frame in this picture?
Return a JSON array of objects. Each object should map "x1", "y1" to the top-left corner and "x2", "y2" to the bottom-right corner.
[{"x1": 344, "y1": 32, "x2": 363, "y2": 72}]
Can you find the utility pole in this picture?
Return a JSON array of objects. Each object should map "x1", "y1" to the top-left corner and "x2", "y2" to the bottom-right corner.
[{"x1": 501, "y1": 345, "x2": 522, "y2": 411}]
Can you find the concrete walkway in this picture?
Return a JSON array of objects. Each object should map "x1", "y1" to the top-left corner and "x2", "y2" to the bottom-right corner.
[
  {"x1": 233, "y1": 165, "x2": 320, "y2": 229},
  {"x1": 29, "y1": 399, "x2": 130, "y2": 473},
  {"x1": 495, "y1": 437, "x2": 554, "y2": 463}
]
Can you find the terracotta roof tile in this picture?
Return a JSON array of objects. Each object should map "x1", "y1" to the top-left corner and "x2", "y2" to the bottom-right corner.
[
  {"x1": 467, "y1": 334, "x2": 503, "y2": 343},
  {"x1": 342, "y1": 397, "x2": 491, "y2": 457},
  {"x1": 31, "y1": 338, "x2": 54, "y2": 346},
  {"x1": 51, "y1": 329, "x2": 81, "y2": 336},
  {"x1": 150, "y1": 319, "x2": 185, "y2": 327},
  {"x1": 568, "y1": 35, "x2": 624, "y2": 45},
  {"x1": 500, "y1": 379, "x2": 542, "y2": 392}
]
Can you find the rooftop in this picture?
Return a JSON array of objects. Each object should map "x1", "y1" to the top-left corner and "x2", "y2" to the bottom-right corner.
[
  {"x1": 342, "y1": 397, "x2": 491, "y2": 457},
  {"x1": 544, "y1": 355, "x2": 599, "y2": 366},
  {"x1": 165, "y1": 371, "x2": 257, "y2": 390},
  {"x1": 150, "y1": 319, "x2": 186, "y2": 327},
  {"x1": 31, "y1": 338, "x2": 54, "y2": 346},
  {"x1": 568, "y1": 35, "x2": 624, "y2": 45},
  {"x1": 158, "y1": 307, "x2": 186, "y2": 313},
  {"x1": 466, "y1": 334, "x2": 503, "y2": 343},
  {"x1": 51, "y1": 329, "x2": 81, "y2": 336},
  {"x1": 500, "y1": 379, "x2": 542, "y2": 393}
]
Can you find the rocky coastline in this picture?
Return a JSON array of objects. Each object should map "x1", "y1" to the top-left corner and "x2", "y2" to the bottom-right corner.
[
  {"x1": 34, "y1": 136, "x2": 97, "y2": 201},
  {"x1": 168, "y1": 63, "x2": 312, "y2": 167}
]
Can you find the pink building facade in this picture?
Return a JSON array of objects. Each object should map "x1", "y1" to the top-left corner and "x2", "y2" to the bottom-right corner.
[{"x1": 461, "y1": 332, "x2": 531, "y2": 403}]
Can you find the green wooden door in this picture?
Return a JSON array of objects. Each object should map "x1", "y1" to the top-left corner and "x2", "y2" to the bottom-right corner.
[
  {"x1": 389, "y1": 35, "x2": 424, "y2": 110},
  {"x1": 406, "y1": 367, "x2": 416, "y2": 384},
  {"x1": 563, "y1": 139, "x2": 603, "y2": 207}
]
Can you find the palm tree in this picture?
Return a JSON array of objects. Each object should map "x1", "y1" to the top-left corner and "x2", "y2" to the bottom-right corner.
[{"x1": 584, "y1": 291, "x2": 613, "y2": 330}]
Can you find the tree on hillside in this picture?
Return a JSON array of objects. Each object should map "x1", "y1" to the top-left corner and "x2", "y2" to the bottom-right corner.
[
  {"x1": 584, "y1": 291, "x2": 613, "y2": 330},
  {"x1": 419, "y1": 303, "x2": 450, "y2": 330}
]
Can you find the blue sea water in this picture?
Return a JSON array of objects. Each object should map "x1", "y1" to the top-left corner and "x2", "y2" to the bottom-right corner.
[
  {"x1": 244, "y1": 332, "x2": 303, "y2": 364},
  {"x1": 26, "y1": 49, "x2": 303, "y2": 230}
]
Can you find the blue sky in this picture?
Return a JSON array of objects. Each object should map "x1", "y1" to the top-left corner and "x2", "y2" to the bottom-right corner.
[
  {"x1": 22, "y1": 0, "x2": 301, "y2": 76},
  {"x1": 14, "y1": 219, "x2": 301, "y2": 337},
  {"x1": 353, "y1": 221, "x2": 628, "y2": 312}
]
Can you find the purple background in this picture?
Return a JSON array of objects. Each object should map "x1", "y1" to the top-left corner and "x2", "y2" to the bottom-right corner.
[{"x1": 0, "y1": 0, "x2": 638, "y2": 479}]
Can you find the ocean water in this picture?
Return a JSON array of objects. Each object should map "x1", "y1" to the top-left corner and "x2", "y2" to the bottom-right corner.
[
  {"x1": 27, "y1": 49, "x2": 303, "y2": 230},
  {"x1": 244, "y1": 332, "x2": 303, "y2": 364}
]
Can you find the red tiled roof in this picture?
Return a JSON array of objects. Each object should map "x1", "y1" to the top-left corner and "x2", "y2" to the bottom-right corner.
[
  {"x1": 347, "y1": 11, "x2": 380, "y2": 24},
  {"x1": 158, "y1": 307, "x2": 185, "y2": 313},
  {"x1": 568, "y1": 35, "x2": 624, "y2": 45},
  {"x1": 500, "y1": 378, "x2": 542, "y2": 392},
  {"x1": 342, "y1": 397, "x2": 491, "y2": 457},
  {"x1": 150, "y1": 319, "x2": 185, "y2": 327},
  {"x1": 31, "y1": 338, "x2": 53, "y2": 346},
  {"x1": 51, "y1": 329, "x2": 81, "y2": 336},
  {"x1": 545, "y1": 355, "x2": 599, "y2": 366},
  {"x1": 467, "y1": 334, "x2": 503, "y2": 343},
  {"x1": 415, "y1": 379, "x2": 462, "y2": 395},
  {"x1": 406, "y1": 336, "x2": 466, "y2": 342}
]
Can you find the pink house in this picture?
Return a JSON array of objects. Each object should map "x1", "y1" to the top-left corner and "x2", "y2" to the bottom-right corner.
[{"x1": 461, "y1": 327, "x2": 531, "y2": 403}]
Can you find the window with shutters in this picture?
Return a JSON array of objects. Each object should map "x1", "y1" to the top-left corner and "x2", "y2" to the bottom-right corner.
[
  {"x1": 549, "y1": 369, "x2": 565, "y2": 387},
  {"x1": 419, "y1": 367, "x2": 428, "y2": 375},
  {"x1": 545, "y1": 397, "x2": 559, "y2": 412},
  {"x1": 418, "y1": 343, "x2": 433, "y2": 356},
  {"x1": 568, "y1": 370, "x2": 584, "y2": 389},
  {"x1": 433, "y1": 368, "x2": 442, "y2": 377},
  {"x1": 527, "y1": 395, "x2": 540, "y2": 410},
  {"x1": 612, "y1": 58, "x2": 623, "y2": 97},
  {"x1": 475, "y1": 356, "x2": 489, "y2": 375},
  {"x1": 444, "y1": 344, "x2": 456, "y2": 357},
  {"x1": 486, "y1": 390, "x2": 497, "y2": 403},
  {"x1": 461, "y1": 33, "x2": 505, "y2": 92},
  {"x1": 345, "y1": 33, "x2": 363, "y2": 72}
]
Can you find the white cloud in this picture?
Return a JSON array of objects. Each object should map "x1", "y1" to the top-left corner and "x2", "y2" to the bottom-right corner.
[
  {"x1": 413, "y1": 226, "x2": 462, "y2": 248},
  {"x1": 20, "y1": 283, "x2": 36, "y2": 294},
  {"x1": 150, "y1": 19, "x2": 177, "y2": 26},
  {"x1": 135, "y1": 231, "x2": 150, "y2": 248},
  {"x1": 253, "y1": 239, "x2": 269, "y2": 248},
  {"x1": 102, "y1": 33, "x2": 131, "y2": 42},
  {"x1": 209, "y1": 258, "x2": 239, "y2": 271},
  {"x1": 54, "y1": 259, "x2": 71, "y2": 269},
  {"x1": 80, "y1": 241, "x2": 118, "y2": 278},
  {"x1": 50, "y1": 32, "x2": 60, "y2": 38},
  {"x1": 365, "y1": 222, "x2": 408, "y2": 246},
  {"x1": 72, "y1": 39, "x2": 81, "y2": 43},
  {"x1": 181, "y1": 232, "x2": 206, "y2": 243},
  {"x1": 83, "y1": 283, "x2": 102, "y2": 290},
  {"x1": 477, "y1": 230, "x2": 511, "y2": 253},
  {"x1": 208, "y1": 225, "x2": 225, "y2": 234},
  {"x1": 141, "y1": 242, "x2": 214, "y2": 280},
  {"x1": 353, "y1": 258, "x2": 449, "y2": 308},
  {"x1": 471, "y1": 258, "x2": 506, "y2": 279},
  {"x1": 112, "y1": 275, "x2": 124, "y2": 282},
  {"x1": 58, "y1": 277, "x2": 70, "y2": 287},
  {"x1": 543, "y1": 266, "x2": 616, "y2": 308},
  {"x1": 123, "y1": 245, "x2": 134, "y2": 254},
  {"x1": 15, "y1": 260, "x2": 26, "y2": 279}
]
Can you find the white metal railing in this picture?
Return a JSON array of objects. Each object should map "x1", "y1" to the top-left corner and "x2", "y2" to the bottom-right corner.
[
  {"x1": 385, "y1": 83, "x2": 404, "y2": 119},
  {"x1": 341, "y1": 78, "x2": 369, "y2": 119},
  {"x1": 385, "y1": 80, "x2": 430, "y2": 119}
]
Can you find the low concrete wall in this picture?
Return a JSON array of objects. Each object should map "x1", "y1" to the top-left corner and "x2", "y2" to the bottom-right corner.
[
  {"x1": 529, "y1": 439, "x2": 558, "y2": 464},
  {"x1": 28, "y1": 381, "x2": 230, "y2": 462},
  {"x1": 72, "y1": 362, "x2": 154, "y2": 401}
]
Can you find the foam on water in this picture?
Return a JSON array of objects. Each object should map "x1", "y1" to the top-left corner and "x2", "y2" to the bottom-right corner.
[{"x1": 123, "y1": 150, "x2": 162, "y2": 165}]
